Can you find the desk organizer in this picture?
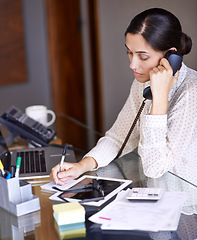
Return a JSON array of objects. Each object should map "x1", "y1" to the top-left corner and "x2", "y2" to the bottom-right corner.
[
  {"x1": 0, "y1": 176, "x2": 40, "y2": 216},
  {"x1": 0, "y1": 206, "x2": 40, "y2": 240}
]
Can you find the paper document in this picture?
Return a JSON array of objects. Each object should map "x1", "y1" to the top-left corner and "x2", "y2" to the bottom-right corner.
[
  {"x1": 40, "y1": 180, "x2": 76, "y2": 192},
  {"x1": 89, "y1": 189, "x2": 187, "y2": 232}
]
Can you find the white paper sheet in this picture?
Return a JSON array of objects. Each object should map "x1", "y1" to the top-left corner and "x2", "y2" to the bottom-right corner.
[
  {"x1": 89, "y1": 189, "x2": 187, "y2": 232},
  {"x1": 40, "y1": 179, "x2": 76, "y2": 192}
]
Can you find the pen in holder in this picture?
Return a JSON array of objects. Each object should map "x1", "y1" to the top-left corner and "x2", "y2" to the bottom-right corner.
[{"x1": 0, "y1": 175, "x2": 40, "y2": 216}]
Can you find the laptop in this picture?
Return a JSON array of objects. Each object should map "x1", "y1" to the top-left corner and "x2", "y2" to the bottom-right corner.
[{"x1": 0, "y1": 129, "x2": 76, "y2": 179}]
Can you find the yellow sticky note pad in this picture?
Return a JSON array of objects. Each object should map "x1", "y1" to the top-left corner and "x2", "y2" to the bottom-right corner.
[{"x1": 53, "y1": 202, "x2": 85, "y2": 225}]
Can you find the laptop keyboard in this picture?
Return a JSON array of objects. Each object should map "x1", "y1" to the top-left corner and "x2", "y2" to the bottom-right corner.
[{"x1": 17, "y1": 150, "x2": 46, "y2": 174}]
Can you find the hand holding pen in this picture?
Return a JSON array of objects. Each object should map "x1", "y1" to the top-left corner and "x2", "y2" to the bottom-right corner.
[
  {"x1": 50, "y1": 143, "x2": 80, "y2": 185},
  {"x1": 50, "y1": 143, "x2": 93, "y2": 185}
]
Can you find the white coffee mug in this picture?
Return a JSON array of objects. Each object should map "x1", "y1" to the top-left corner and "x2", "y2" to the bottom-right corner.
[{"x1": 25, "y1": 105, "x2": 56, "y2": 127}]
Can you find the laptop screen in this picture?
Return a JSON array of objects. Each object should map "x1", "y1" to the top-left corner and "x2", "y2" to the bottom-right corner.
[{"x1": 0, "y1": 129, "x2": 11, "y2": 171}]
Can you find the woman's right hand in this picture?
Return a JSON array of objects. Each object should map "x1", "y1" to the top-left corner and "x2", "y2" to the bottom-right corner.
[
  {"x1": 50, "y1": 162, "x2": 84, "y2": 185},
  {"x1": 50, "y1": 156, "x2": 98, "y2": 185}
]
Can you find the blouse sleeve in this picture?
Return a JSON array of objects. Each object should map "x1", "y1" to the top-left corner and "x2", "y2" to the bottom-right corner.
[
  {"x1": 84, "y1": 79, "x2": 146, "y2": 168},
  {"x1": 138, "y1": 69, "x2": 197, "y2": 178}
]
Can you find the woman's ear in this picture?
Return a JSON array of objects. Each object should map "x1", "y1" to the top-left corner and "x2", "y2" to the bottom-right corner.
[
  {"x1": 168, "y1": 47, "x2": 177, "y2": 52},
  {"x1": 164, "y1": 48, "x2": 178, "y2": 59}
]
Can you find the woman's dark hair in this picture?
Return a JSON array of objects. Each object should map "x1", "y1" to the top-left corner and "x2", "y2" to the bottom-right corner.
[{"x1": 125, "y1": 8, "x2": 192, "y2": 56}]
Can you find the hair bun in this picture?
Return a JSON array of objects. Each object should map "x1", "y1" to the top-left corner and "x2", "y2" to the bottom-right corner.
[{"x1": 180, "y1": 32, "x2": 192, "y2": 55}]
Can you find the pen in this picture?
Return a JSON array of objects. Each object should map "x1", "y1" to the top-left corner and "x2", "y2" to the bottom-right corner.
[
  {"x1": 10, "y1": 166, "x2": 15, "y2": 178},
  {"x1": 0, "y1": 159, "x2": 6, "y2": 177},
  {"x1": 59, "y1": 143, "x2": 68, "y2": 173},
  {"x1": 15, "y1": 156, "x2": 22, "y2": 178}
]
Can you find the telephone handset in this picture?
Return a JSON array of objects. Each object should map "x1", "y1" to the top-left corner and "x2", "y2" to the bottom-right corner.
[
  {"x1": 0, "y1": 106, "x2": 56, "y2": 147},
  {"x1": 143, "y1": 50, "x2": 183, "y2": 100}
]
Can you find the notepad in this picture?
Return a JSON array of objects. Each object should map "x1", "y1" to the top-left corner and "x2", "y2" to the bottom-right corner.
[{"x1": 53, "y1": 202, "x2": 85, "y2": 226}]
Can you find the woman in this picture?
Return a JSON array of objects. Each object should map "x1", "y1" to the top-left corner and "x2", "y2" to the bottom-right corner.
[{"x1": 50, "y1": 8, "x2": 197, "y2": 188}]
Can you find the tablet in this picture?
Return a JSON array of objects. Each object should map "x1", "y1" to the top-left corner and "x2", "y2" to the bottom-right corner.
[{"x1": 57, "y1": 175, "x2": 132, "y2": 207}]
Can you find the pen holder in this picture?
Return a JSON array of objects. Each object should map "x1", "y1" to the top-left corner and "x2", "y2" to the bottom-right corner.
[
  {"x1": 0, "y1": 206, "x2": 40, "y2": 240},
  {"x1": 0, "y1": 176, "x2": 40, "y2": 216}
]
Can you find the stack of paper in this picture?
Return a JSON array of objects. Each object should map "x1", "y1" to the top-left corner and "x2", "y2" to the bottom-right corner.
[
  {"x1": 53, "y1": 202, "x2": 86, "y2": 239},
  {"x1": 89, "y1": 189, "x2": 187, "y2": 232}
]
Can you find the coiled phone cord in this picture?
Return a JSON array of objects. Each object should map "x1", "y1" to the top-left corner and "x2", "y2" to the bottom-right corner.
[
  {"x1": 115, "y1": 98, "x2": 147, "y2": 159},
  {"x1": 113, "y1": 99, "x2": 147, "y2": 179}
]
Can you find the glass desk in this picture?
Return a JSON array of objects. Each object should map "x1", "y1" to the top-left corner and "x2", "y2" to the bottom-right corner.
[{"x1": 0, "y1": 115, "x2": 197, "y2": 240}]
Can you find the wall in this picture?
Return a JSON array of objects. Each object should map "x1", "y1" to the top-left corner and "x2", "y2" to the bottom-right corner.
[
  {"x1": 0, "y1": 0, "x2": 196, "y2": 137},
  {"x1": 0, "y1": 0, "x2": 52, "y2": 115},
  {"x1": 98, "y1": 0, "x2": 197, "y2": 131}
]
